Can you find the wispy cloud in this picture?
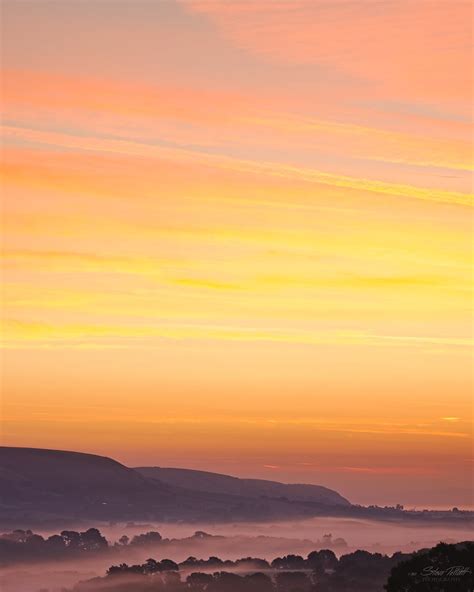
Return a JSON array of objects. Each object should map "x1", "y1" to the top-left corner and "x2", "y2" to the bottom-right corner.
[
  {"x1": 2, "y1": 317, "x2": 471, "y2": 352},
  {"x1": 3, "y1": 125, "x2": 471, "y2": 206},
  {"x1": 4, "y1": 69, "x2": 471, "y2": 173}
]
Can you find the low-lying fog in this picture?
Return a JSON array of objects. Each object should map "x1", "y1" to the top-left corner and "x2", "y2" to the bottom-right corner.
[
  {"x1": 1, "y1": 517, "x2": 472, "y2": 592},
  {"x1": 98, "y1": 516, "x2": 474, "y2": 554}
]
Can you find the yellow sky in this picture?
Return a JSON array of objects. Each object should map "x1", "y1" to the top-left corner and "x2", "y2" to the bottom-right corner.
[{"x1": 1, "y1": 0, "x2": 472, "y2": 506}]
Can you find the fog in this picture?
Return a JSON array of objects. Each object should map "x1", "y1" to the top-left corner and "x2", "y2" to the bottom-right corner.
[
  {"x1": 1, "y1": 517, "x2": 472, "y2": 592},
  {"x1": 102, "y1": 516, "x2": 473, "y2": 554}
]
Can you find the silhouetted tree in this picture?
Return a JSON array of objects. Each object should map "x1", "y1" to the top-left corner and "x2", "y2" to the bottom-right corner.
[
  {"x1": 61, "y1": 530, "x2": 81, "y2": 549},
  {"x1": 244, "y1": 572, "x2": 274, "y2": 592},
  {"x1": 271, "y1": 554, "x2": 306, "y2": 570},
  {"x1": 385, "y1": 541, "x2": 474, "y2": 592},
  {"x1": 130, "y1": 531, "x2": 163, "y2": 546},
  {"x1": 143, "y1": 558, "x2": 160, "y2": 574},
  {"x1": 180, "y1": 556, "x2": 199, "y2": 569},
  {"x1": 160, "y1": 559, "x2": 179, "y2": 572},
  {"x1": 186, "y1": 572, "x2": 213, "y2": 590},
  {"x1": 307, "y1": 549, "x2": 338, "y2": 574},
  {"x1": 117, "y1": 535, "x2": 129, "y2": 546},
  {"x1": 275, "y1": 571, "x2": 311, "y2": 591},
  {"x1": 80, "y1": 528, "x2": 108, "y2": 551},
  {"x1": 208, "y1": 572, "x2": 246, "y2": 592},
  {"x1": 46, "y1": 534, "x2": 66, "y2": 552},
  {"x1": 235, "y1": 557, "x2": 270, "y2": 570}
]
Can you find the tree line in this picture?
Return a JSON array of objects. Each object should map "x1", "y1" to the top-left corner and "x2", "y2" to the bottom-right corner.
[
  {"x1": 71, "y1": 541, "x2": 472, "y2": 592},
  {"x1": 2, "y1": 528, "x2": 471, "y2": 591}
]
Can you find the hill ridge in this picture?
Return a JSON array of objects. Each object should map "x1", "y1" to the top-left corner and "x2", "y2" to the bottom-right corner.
[{"x1": 135, "y1": 465, "x2": 350, "y2": 506}]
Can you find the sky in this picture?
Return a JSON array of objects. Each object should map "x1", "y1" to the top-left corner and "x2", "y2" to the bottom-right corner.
[{"x1": 1, "y1": 0, "x2": 472, "y2": 508}]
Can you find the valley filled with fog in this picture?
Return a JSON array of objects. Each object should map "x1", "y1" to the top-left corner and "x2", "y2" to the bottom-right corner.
[{"x1": 2, "y1": 517, "x2": 473, "y2": 592}]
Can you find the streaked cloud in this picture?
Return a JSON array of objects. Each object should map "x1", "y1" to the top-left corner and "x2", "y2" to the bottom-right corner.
[
  {"x1": 2, "y1": 317, "x2": 471, "y2": 352},
  {"x1": 3, "y1": 125, "x2": 471, "y2": 206},
  {"x1": 1, "y1": 0, "x2": 472, "y2": 505}
]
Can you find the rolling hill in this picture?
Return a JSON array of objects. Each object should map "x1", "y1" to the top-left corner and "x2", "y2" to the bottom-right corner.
[
  {"x1": 0, "y1": 446, "x2": 350, "y2": 527},
  {"x1": 135, "y1": 466, "x2": 350, "y2": 506}
]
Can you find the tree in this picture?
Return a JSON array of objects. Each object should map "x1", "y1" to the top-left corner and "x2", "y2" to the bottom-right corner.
[
  {"x1": 235, "y1": 557, "x2": 270, "y2": 570},
  {"x1": 187, "y1": 572, "x2": 213, "y2": 590},
  {"x1": 245, "y1": 572, "x2": 274, "y2": 592},
  {"x1": 160, "y1": 559, "x2": 179, "y2": 572},
  {"x1": 272, "y1": 554, "x2": 306, "y2": 570},
  {"x1": 46, "y1": 534, "x2": 66, "y2": 552},
  {"x1": 107, "y1": 562, "x2": 133, "y2": 576},
  {"x1": 130, "y1": 531, "x2": 162, "y2": 546},
  {"x1": 307, "y1": 549, "x2": 338, "y2": 574},
  {"x1": 208, "y1": 572, "x2": 246, "y2": 592},
  {"x1": 180, "y1": 556, "x2": 199, "y2": 569},
  {"x1": 275, "y1": 571, "x2": 311, "y2": 591},
  {"x1": 143, "y1": 558, "x2": 160, "y2": 574},
  {"x1": 60, "y1": 530, "x2": 81, "y2": 549},
  {"x1": 80, "y1": 528, "x2": 108, "y2": 551},
  {"x1": 385, "y1": 542, "x2": 474, "y2": 592}
]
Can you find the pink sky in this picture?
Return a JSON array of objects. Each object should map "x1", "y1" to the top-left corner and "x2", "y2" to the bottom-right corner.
[{"x1": 1, "y1": 0, "x2": 472, "y2": 507}]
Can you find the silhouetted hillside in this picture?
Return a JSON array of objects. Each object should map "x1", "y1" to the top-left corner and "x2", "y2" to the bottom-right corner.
[
  {"x1": 0, "y1": 447, "x2": 156, "y2": 500},
  {"x1": 0, "y1": 447, "x2": 351, "y2": 526},
  {"x1": 135, "y1": 467, "x2": 350, "y2": 506},
  {"x1": 0, "y1": 447, "x2": 177, "y2": 522},
  {"x1": 2, "y1": 447, "x2": 470, "y2": 529}
]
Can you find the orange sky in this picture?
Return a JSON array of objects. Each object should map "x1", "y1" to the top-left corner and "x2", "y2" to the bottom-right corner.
[{"x1": 1, "y1": 0, "x2": 472, "y2": 507}]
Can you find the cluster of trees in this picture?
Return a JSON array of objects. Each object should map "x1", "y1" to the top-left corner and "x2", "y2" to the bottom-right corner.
[
  {"x1": 3, "y1": 528, "x2": 471, "y2": 592},
  {"x1": 0, "y1": 528, "x2": 108, "y2": 564},
  {"x1": 0, "y1": 527, "x2": 348, "y2": 567},
  {"x1": 67, "y1": 542, "x2": 473, "y2": 592},
  {"x1": 95, "y1": 549, "x2": 400, "y2": 591},
  {"x1": 73, "y1": 571, "x2": 315, "y2": 592},
  {"x1": 105, "y1": 549, "x2": 340, "y2": 575},
  {"x1": 116, "y1": 531, "x2": 163, "y2": 547},
  {"x1": 0, "y1": 528, "x2": 171, "y2": 565}
]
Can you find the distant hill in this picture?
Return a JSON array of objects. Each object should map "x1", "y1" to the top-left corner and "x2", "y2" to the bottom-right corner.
[
  {"x1": 0, "y1": 446, "x2": 177, "y2": 522},
  {"x1": 0, "y1": 447, "x2": 471, "y2": 530},
  {"x1": 0, "y1": 447, "x2": 156, "y2": 499},
  {"x1": 0, "y1": 447, "x2": 350, "y2": 527},
  {"x1": 135, "y1": 466, "x2": 350, "y2": 507}
]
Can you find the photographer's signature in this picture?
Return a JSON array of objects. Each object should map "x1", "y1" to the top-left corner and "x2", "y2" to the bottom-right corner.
[
  {"x1": 421, "y1": 566, "x2": 472, "y2": 577},
  {"x1": 409, "y1": 565, "x2": 472, "y2": 582}
]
